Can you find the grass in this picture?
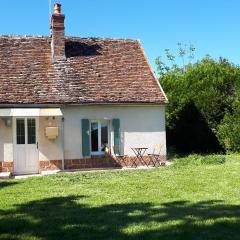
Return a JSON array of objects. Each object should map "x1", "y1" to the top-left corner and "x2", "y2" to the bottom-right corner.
[
  {"x1": 173, "y1": 153, "x2": 226, "y2": 167},
  {"x1": 0, "y1": 154, "x2": 240, "y2": 240}
]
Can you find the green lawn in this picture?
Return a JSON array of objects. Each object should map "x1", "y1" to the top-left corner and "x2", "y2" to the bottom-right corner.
[{"x1": 0, "y1": 155, "x2": 240, "y2": 240}]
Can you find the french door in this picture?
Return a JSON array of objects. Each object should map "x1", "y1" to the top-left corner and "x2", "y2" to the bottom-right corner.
[
  {"x1": 14, "y1": 117, "x2": 39, "y2": 174},
  {"x1": 90, "y1": 120, "x2": 109, "y2": 155}
]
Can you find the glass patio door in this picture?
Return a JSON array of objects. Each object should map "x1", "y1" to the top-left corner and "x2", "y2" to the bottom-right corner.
[{"x1": 90, "y1": 120, "x2": 109, "y2": 155}]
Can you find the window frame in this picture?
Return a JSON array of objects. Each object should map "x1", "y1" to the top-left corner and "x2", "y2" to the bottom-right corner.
[
  {"x1": 16, "y1": 118, "x2": 37, "y2": 145},
  {"x1": 90, "y1": 120, "x2": 110, "y2": 156},
  {"x1": 27, "y1": 118, "x2": 36, "y2": 145},
  {"x1": 16, "y1": 118, "x2": 25, "y2": 145}
]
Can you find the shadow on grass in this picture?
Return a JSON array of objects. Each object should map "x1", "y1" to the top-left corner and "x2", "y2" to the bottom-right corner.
[
  {"x1": 0, "y1": 196, "x2": 239, "y2": 240},
  {"x1": 0, "y1": 181, "x2": 19, "y2": 189}
]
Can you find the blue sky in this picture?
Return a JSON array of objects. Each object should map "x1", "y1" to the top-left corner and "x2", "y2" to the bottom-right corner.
[{"x1": 1, "y1": 0, "x2": 240, "y2": 72}]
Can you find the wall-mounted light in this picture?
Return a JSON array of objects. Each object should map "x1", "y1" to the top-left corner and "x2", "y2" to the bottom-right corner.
[{"x1": 4, "y1": 117, "x2": 12, "y2": 127}]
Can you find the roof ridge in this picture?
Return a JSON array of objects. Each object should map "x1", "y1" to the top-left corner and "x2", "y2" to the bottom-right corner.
[
  {"x1": 65, "y1": 36, "x2": 138, "y2": 42},
  {"x1": 0, "y1": 35, "x2": 49, "y2": 39},
  {"x1": 0, "y1": 34, "x2": 139, "y2": 42}
]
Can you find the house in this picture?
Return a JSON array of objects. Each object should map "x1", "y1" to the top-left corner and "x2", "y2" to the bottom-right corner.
[{"x1": 0, "y1": 3, "x2": 168, "y2": 175}]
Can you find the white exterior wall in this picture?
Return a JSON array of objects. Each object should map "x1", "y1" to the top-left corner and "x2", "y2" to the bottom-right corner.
[
  {"x1": 0, "y1": 105, "x2": 166, "y2": 162},
  {"x1": 38, "y1": 117, "x2": 62, "y2": 161},
  {"x1": 0, "y1": 118, "x2": 13, "y2": 162},
  {"x1": 63, "y1": 105, "x2": 166, "y2": 159}
]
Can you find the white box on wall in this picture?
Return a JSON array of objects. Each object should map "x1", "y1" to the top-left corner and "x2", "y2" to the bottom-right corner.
[{"x1": 45, "y1": 127, "x2": 59, "y2": 140}]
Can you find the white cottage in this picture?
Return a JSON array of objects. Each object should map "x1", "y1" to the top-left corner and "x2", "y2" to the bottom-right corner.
[{"x1": 0, "y1": 4, "x2": 168, "y2": 175}]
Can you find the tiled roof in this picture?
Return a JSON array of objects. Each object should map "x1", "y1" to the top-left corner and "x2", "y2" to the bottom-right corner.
[{"x1": 0, "y1": 36, "x2": 167, "y2": 105}]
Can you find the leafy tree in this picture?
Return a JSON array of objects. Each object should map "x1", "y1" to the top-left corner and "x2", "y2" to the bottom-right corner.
[
  {"x1": 156, "y1": 45, "x2": 240, "y2": 153},
  {"x1": 155, "y1": 43, "x2": 196, "y2": 77}
]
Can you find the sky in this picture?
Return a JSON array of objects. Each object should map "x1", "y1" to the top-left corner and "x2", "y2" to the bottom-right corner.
[{"x1": 0, "y1": 0, "x2": 240, "y2": 73}]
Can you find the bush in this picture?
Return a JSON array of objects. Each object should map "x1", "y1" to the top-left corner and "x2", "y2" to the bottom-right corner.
[
  {"x1": 218, "y1": 106, "x2": 240, "y2": 152},
  {"x1": 173, "y1": 154, "x2": 226, "y2": 168}
]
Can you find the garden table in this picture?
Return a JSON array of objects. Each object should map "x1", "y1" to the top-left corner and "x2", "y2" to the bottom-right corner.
[{"x1": 131, "y1": 147, "x2": 148, "y2": 167}]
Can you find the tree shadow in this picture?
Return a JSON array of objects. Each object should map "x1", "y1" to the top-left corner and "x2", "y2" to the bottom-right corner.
[
  {"x1": 0, "y1": 181, "x2": 19, "y2": 189},
  {"x1": 0, "y1": 196, "x2": 239, "y2": 240}
]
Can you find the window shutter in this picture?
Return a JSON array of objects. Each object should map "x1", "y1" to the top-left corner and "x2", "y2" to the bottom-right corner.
[
  {"x1": 112, "y1": 119, "x2": 120, "y2": 155},
  {"x1": 82, "y1": 119, "x2": 90, "y2": 157}
]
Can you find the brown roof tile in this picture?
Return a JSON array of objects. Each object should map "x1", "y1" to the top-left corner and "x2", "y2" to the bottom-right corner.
[{"x1": 0, "y1": 36, "x2": 167, "y2": 105}]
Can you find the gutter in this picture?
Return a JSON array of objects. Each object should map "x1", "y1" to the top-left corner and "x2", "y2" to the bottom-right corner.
[{"x1": 61, "y1": 117, "x2": 65, "y2": 170}]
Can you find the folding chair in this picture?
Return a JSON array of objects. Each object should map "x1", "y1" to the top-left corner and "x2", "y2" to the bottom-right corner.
[{"x1": 148, "y1": 144, "x2": 165, "y2": 167}]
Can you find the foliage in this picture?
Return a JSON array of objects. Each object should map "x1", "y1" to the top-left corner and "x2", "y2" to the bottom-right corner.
[
  {"x1": 160, "y1": 56, "x2": 239, "y2": 130},
  {"x1": 218, "y1": 104, "x2": 240, "y2": 152},
  {"x1": 167, "y1": 101, "x2": 223, "y2": 153},
  {"x1": 156, "y1": 43, "x2": 195, "y2": 76},
  {"x1": 173, "y1": 154, "x2": 226, "y2": 168},
  {"x1": 1, "y1": 155, "x2": 240, "y2": 239},
  {"x1": 156, "y1": 45, "x2": 240, "y2": 153}
]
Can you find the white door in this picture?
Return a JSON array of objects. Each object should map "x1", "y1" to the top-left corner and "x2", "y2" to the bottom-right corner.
[{"x1": 14, "y1": 117, "x2": 39, "y2": 174}]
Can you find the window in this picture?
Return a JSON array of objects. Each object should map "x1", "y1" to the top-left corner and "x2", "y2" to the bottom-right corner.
[
  {"x1": 17, "y1": 119, "x2": 25, "y2": 144},
  {"x1": 16, "y1": 118, "x2": 37, "y2": 145},
  {"x1": 90, "y1": 120, "x2": 109, "y2": 154},
  {"x1": 27, "y1": 119, "x2": 36, "y2": 144},
  {"x1": 91, "y1": 122, "x2": 98, "y2": 152}
]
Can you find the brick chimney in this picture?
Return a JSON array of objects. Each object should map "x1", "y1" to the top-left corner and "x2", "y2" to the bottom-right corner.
[{"x1": 51, "y1": 3, "x2": 65, "y2": 61}]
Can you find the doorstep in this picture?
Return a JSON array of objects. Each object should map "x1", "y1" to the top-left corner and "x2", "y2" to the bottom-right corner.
[
  {"x1": 14, "y1": 170, "x2": 60, "y2": 179},
  {"x1": 0, "y1": 172, "x2": 11, "y2": 179},
  {"x1": 14, "y1": 174, "x2": 42, "y2": 179}
]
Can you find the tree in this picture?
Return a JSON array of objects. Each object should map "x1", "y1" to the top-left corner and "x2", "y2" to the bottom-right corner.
[
  {"x1": 155, "y1": 43, "x2": 196, "y2": 77},
  {"x1": 156, "y1": 46, "x2": 240, "y2": 153}
]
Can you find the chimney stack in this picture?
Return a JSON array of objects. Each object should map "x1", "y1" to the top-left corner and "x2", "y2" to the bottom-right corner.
[{"x1": 51, "y1": 3, "x2": 65, "y2": 61}]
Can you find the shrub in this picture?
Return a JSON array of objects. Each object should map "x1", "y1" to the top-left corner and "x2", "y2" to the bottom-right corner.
[
  {"x1": 173, "y1": 154, "x2": 226, "y2": 168},
  {"x1": 218, "y1": 106, "x2": 240, "y2": 152}
]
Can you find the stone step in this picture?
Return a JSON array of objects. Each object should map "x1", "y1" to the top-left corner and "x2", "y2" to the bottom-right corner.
[{"x1": 0, "y1": 172, "x2": 11, "y2": 179}]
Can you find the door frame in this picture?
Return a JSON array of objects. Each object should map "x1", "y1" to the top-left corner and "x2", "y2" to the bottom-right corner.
[
  {"x1": 13, "y1": 117, "x2": 40, "y2": 174},
  {"x1": 90, "y1": 120, "x2": 110, "y2": 156}
]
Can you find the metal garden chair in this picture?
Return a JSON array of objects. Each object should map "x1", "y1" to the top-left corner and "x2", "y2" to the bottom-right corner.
[{"x1": 148, "y1": 144, "x2": 166, "y2": 167}]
